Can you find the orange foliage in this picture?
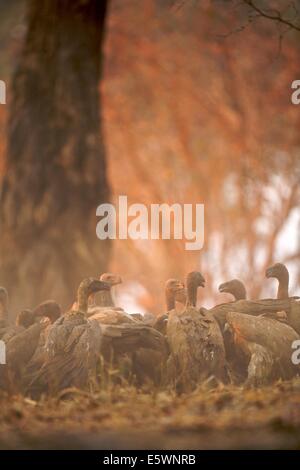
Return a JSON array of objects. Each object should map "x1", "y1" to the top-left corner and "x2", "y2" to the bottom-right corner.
[
  {"x1": 103, "y1": 0, "x2": 300, "y2": 312},
  {"x1": 0, "y1": 0, "x2": 300, "y2": 313}
]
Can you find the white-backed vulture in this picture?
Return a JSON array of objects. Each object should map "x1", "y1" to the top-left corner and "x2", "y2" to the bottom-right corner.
[
  {"x1": 153, "y1": 279, "x2": 185, "y2": 335},
  {"x1": 167, "y1": 271, "x2": 226, "y2": 392},
  {"x1": 0, "y1": 301, "x2": 61, "y2": 393},
  {"x1": 225, "y1": 311, "x2": 299, "y2": 386},
  {"x1": 27, "y1": 278, "x2": 110, "y2": 397},
  {"x1": 0, "y1": 310, "x2": 34, "y2": 343},
  {"x1": 88, "y1": 273, "x2": 136, "y2": 325}
]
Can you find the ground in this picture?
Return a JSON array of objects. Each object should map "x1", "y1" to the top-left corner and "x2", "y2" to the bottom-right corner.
[{"x1": 1, "y1": 379, "x2": 300, "y2": 449}]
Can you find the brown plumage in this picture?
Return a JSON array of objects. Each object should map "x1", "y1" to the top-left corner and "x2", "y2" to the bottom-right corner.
[
  {"x1": 88, "y1": 273, "x2": 137, "y2": 325},
  {"x1": 97, "y1": 272, "x2": 122, "y2": 307},
  {"x1": 123, "y1": 279, "x2": 185, "y2": 385},
  {"x1": 218, "y1": 279, "x2": 247, "y2": 300},
  {"x1": 86, "y1": 275, "x2": 169, "y2": 386},
  {"x1": 22, "y1": 302, "x2": 62, "y2": 380},
  {"x1": 205, "y1": 297, "x2": 300, "y2": 337},
  {"x1": 27, "y1": 278, "x2": 110, "y2": 397},
  {"x1": 71, "y1": 273, "x2": 122, "y2": 312},
  {"x1": 153, "y1": 279, "x2": 185, "y2": 335},
  {"x1": 90, "y1": 309, "x2": 136, "y2": 325},
  {"x1": 0, "y1": 300, "x2": 60, "y2": 344},
  {"x1": 72, "y1": 273, "x2": 155, "y2": 385},
  {"x1": 16, "y1": 309, "x2": 35, "y2": 328},
  {"x1": 0, "y1": 310, "x2": 34, "y2": 343},
  {"x1": 167, "y1": 271, "x2": 226, "y2": 392},
  {"x1": 0, "y1": 301, "x2": 61, "y2": 393},
  {"x1": 266, "y1": 262, "x2": 289, "y2": 299},
  {"x1": 100, "y1": 322, "x2": 168, "y2": 385},
  {"x1": 225, "y1": 311, "x2": 299, "y2": 386}
]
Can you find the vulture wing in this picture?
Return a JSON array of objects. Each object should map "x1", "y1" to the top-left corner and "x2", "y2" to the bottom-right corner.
[
  {"x1": 27, "y1": 313, "x2": 102, "y2": 397},
  {"x1": 167, "y1": 307, "x2": 226, "y2": 391},
  {"x1": 226, "y1": 311, "x2": 299, "y2": 380}
]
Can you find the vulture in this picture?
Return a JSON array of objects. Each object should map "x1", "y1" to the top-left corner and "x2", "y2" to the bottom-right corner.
[
  {"x1": 218, "y1": 279, "x2": 247, "y2": 301},
  {"x1": 0, "y1": 301, "x2": 61, "y2": 343},
  {"x1": 21, "y1": 302, "x2": 62, "y2": 382},
  {"x1": 0, "y1": 301, "x2": 61, "y2": 393},
  {"x1": 110, "y1": 279, "x2": 185, "y2": 385},
  {"x1": 126, "y1": 279, "x2": 186, "y2": 385},
  {"x1": 97, "y1": 272, "x2": 123, "y2": 308},
  {"x1": 86, "y1": 274, "x2": 168, "y2": 385},
  {"x1": 153, "y1": 279, "x2": 185, "y2": 335},
  {"x1": 266, "y1": 263, "x2": 289, "y2": 299},
  {"x1": 27, "y1": 278, "x2": 110, "y2": 397},
  {"x1": 225, "y1": 311, "x2": 299, "y2": 386},
  {"x1": 167, "y1": 271, "x2": 226, "y2": 392},
  {"x1": 72, "y1": 272, "x2": 122, "y2": 312},
  {"x1": 88, "y1": 273, "x2": 136, "y2": 325},
  {"x1": 0, "y1": 287, "x2": 8, "y2": 328},
  {"x1": 0, "y1": 310, "x2": 34, "y2": 343},
  {"x1": 73, "y1": 273, "x2": 164, "y2": 385}
]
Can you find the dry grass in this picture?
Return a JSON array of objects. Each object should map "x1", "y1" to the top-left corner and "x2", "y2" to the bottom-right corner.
[{"x1": 1, "y1": 379, "x2": 300, "y2": 449}]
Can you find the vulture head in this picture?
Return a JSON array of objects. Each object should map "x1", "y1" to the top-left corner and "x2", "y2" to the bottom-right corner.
[
  {"x1": 265, "y1": 263, "x2": 289, "y2": 299},
  {"x1": 97, "y1": 272, "x2": 122, "y2": 307},
  {"x1": 186, "y1": 271, "x2": 205, "y2": 307},
  {"x1": 33, "y1": 300, "x2": 62, "y2": 324},
  {"x1": 16, "y1": 309, "x2": 35, "y2": 328},
  {"x1": 77, "y1": 277, "x2": 110, "y2": 313},
  {"x1": 165, "y1": 279, "x2": 185, "y2": 310},
  {"x1": 266, "y1": 263, "x2": 288, "y2": 281},
  {"x1": 218, "y1": 279, "x2": 246, "y2": 300},
  {"x1": 83, "y1": 278, "x2": 110, "y2": 295},
  {"x1": 100, "y1": 272, "x2": 122, "y2": 286}
]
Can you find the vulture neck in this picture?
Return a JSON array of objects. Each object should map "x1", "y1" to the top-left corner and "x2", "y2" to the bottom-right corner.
[
  {"x1": 77, "y1": 288, "x2": 89, "y2": 314},
  {"x1": 234, "y1": 288, "x2": 246, "y2": 300},
  {"x1": 32, "y1": 302, "x2": 59, "y2": 323},
  {"x1": 165, "y1": 290, "x2": 176, "y2": 311},
  {"x1": 98, "y1": 289, "x2": 115, "y2": 307},
  {"x1": 277, "y1": 275, "x2": 289, "y2": 299},
  {"x1": 187, "y1": 281, "x2": 198, "y2": 307}
]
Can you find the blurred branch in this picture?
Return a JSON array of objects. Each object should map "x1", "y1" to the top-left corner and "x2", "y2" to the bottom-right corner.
[{"x1": 243, "y1": 0, "x2": 300, "y2": 31}]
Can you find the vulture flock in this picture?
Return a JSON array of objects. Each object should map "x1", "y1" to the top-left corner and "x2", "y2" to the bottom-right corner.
[{"x1": 0, "y1": 262, "x2": 300, "y2": 397}]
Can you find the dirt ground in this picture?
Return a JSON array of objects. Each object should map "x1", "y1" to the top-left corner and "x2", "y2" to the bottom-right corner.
[{"x1": 1, "y1": 379, "x2": 300, "y2": 450}]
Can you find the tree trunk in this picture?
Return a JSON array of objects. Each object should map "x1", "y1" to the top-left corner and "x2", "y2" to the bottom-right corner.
[{"x1": 0, "y1": 0, "x2": 111, "y2": 315}]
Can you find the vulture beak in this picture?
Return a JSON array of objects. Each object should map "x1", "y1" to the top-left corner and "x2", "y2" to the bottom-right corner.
[
  {"x1": 100, "y1": 273, "x2": 123, "y2": 286},
  {"x1": 199, "y1": 277, "x2": 206, "y2": 288},
  {"x1": 90, "y1": 280, "x2": 111, "y2": 294},
  {"x1": 265, "y1": 267, "x2": 274, "y2": 278},
  {"x1": 218, "y1": 282, "x2": 228, "y2": 293}
]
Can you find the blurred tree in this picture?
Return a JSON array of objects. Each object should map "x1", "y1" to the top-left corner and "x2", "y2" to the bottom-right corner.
[
  {"x1": 104, "y1": 0, "x2": 300, "y2": 311},
  {"x1": 0, "y1": 0, "x2": 111, "y2": 313},
  {"x1": 0, "y1": 0, "x2": 299, "y2": 315}
]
